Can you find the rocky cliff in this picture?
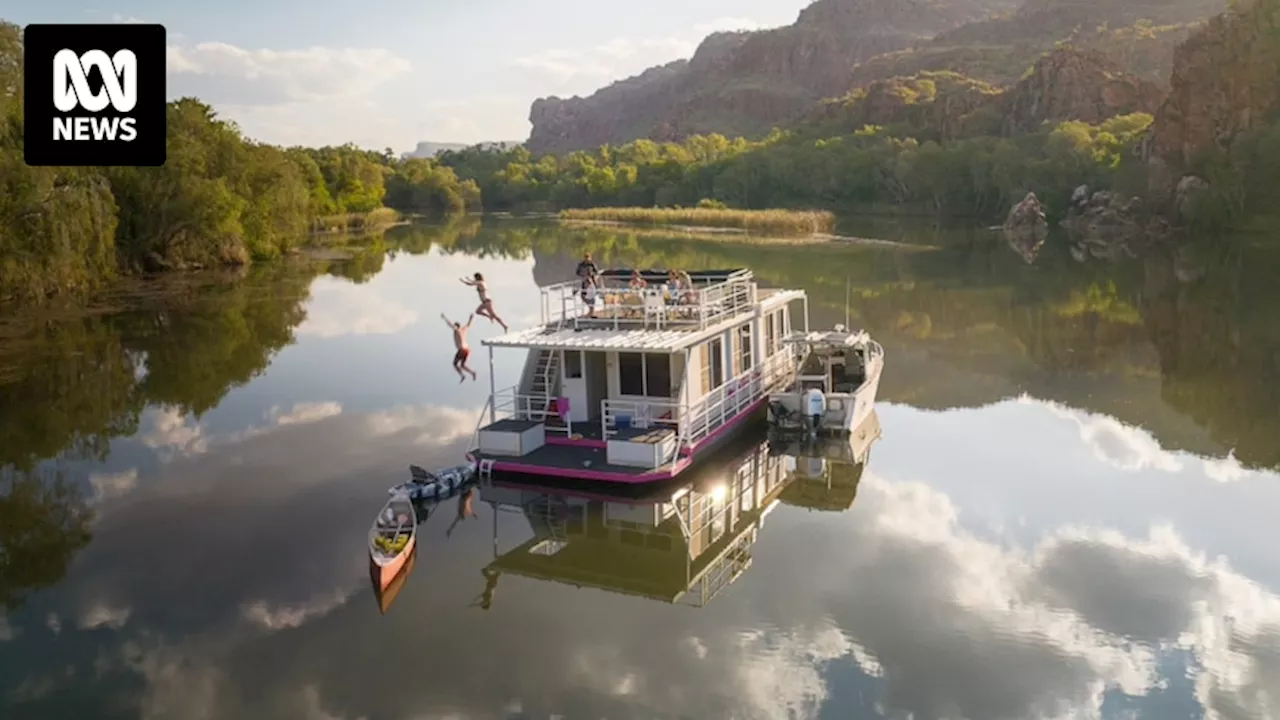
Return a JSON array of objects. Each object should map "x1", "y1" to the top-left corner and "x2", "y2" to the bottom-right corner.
[
  {"x1": 815, "y1": 48, "x2": 1162, "y2": 139},
  {"x1": 525, "y1": 0, "x2": 1016, "y2": 154},
  {"x1": 1002, "y1": 48, "x2": 1166, "y2": 133},
  {"x1": 1148, "y1": 0, "x2": 1280, "y2": 169}
]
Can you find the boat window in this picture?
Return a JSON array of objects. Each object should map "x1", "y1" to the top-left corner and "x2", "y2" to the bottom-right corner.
[
  {"x1": 619, "y1": 353, "x2": 645, "y2": 395},
  {"x1": 737, "y1": 325, "x2": 753, "y2": 372},
  {"x1": 565, "y1": 351, "x2": 583, "y2": 379},
  {"x1": 619, "y1": 353, "x2": 672, "y2": 397},
  {"x1": 645, "y1": 354, "x2": 672, "y2": 397},
  {"x1": 709, "y1": 338, "x2": 724, "y2": 389},
  {"x1": 765, "y1": 314, "x2": 776, "y2": 356}
]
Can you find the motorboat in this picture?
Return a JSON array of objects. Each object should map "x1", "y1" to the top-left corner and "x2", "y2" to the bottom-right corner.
[{"x1": 766, "y1": 325, "x2": 883, "y2": 435}]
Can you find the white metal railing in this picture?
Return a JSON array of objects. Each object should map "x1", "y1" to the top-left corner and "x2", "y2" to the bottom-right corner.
[
  {"x1": 598, "y1": 348, "x2": 796, "y2": 452},
  {"x1": 600, "y1": 397, "x2": 682, "y2": 439},
  {"x1": 539, "y1": 271, "x2": 757, "y2": 331},
  {"x1": 678, "y1": 348, "x2": 795, "y2": 449},
  {"x1": 484, "y1": 385, "x2": 572, "y2": 436}
]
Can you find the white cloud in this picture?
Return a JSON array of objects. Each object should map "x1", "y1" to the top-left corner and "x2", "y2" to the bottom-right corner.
[
  {"x1": 79, "y1": 602, "x2": 132, "y2": 630},
  {"x1": 1028, "y1": 525, "x2": 1280, "y2": 720},
  {"x1": 241, "y1": 588, "x2": 354, "y2": 631},
  {"x1": 89, "y1": 468, "x2": 139, "y2": 503},
  {"x1": 226, "y1": 402, "x2": 344, "y2": 443},
  {"x1": 510, "y1": 17, "x2": 762, "y2": 95},
  {"x1": 274, "y1": 402, "x2": 343, "y2": 426},
  {"x1": 139, "y1": 407, "x2": 208, "y2": 460},
  {"x1": 1202, "y1": 450, "x2": 1254, "y2": 484},
  {"x1": 1020, "y1": 395, "x2": 1184, "y2": 473},
  {"x1": 826, "y1": 473, "x2": 1161, "y2": 720},
  {"x1": 296, "y1": 277, "x2": 418, "y2": 339},
  {"x1": 167, "y1": 42, "x2": 411, "y2": 108},
  {"x1": 364, "y1": 404, "x2": 478, "y2": 447},
  {"x1": 733, "y1": 624, "x2": 853, "y2": 719}
]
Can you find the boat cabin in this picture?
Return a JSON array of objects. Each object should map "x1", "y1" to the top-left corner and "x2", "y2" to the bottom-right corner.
[
  {"x1": 789, "y1": 326, "x2": 874, "y2": 394},
  {"x1": 469, "y1": 268, "x2": 808, "y2": 483}
]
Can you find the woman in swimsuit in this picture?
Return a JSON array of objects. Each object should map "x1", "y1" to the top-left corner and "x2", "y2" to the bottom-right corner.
[{"x1": 460, "y1": 273, "x2": 509, "y2": 332}]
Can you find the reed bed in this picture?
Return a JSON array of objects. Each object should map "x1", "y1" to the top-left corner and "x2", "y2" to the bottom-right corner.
[
  {"x1": 558, "y1": 207, "x2": 837, "y2": 236},
  {"x1": 313, "y1": 207, "x2": 401, "y2": 235}
]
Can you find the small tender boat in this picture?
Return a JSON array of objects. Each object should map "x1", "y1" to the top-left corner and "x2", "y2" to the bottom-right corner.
[
  {"x1": 371, "y1": 543, "x2": 417, "y2": 615},
  {"x1": 767, "y1": 325, "x2": 883, "y2": 435},
  {"x1": 389, "y1": 463, "x2": 476, "y2": 501},
  {"x1": 369, "y1": 494, "x2": 417, "y2": 591}
]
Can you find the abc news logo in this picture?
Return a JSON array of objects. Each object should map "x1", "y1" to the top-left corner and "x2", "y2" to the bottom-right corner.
[
  {"x1": 53, "y1": 49, "x2": 139, "y2": 142},
  {"x1": 24, "y1": 23, "x2": 167, "y2": 167}
]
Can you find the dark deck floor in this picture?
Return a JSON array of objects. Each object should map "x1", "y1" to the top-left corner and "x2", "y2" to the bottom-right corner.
[
  {"x1": 476, "y1": 442, "x2": 675, "y2": 478},
  {"x1": 506, "y1": 417, "x2": 674, "y2": 444}
]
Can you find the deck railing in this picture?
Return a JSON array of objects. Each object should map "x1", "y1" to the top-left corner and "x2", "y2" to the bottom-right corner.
[
  {"x1": 539, "y1": 270, "x2": 757, "y2": 332},
  {"x1": 599, "y1": 347, "x2": 797, "y2": 453},
  {"x1": 485, "y1": 386, "x2": 573, "y2": 436},
  {"x1": 678, "y1": 348, "x2": 795, "y2": 449}
]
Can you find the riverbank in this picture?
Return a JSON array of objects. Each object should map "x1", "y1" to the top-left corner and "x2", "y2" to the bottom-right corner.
[
  {"x1": 554, "y1": 217, "x2": 931, "y2": 249},
  {"x1": 558, "y1": 207, "x2": 836, "y2": 236}
]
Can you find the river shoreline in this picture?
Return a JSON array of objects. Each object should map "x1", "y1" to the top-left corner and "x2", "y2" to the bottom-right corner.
[{"x1": 556, "y1": 217, "x2": 932, "y2": 249}]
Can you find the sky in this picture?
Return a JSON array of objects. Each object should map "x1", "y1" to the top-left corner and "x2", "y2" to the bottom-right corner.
[{"x1": 3, "y1": 0, "x2": 811, "y2": 152}]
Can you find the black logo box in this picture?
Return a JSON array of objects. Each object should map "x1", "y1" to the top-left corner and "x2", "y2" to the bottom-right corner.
[{"x1": 23, "y1": 23, "x2": 167, "y2": 167}]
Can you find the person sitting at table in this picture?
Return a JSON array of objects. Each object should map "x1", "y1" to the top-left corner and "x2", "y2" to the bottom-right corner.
[
  {"x1": 667, "y1": 269, "x2": 696, "y2": 304},
  {"x1": 629, "y1": 270, "x2": 648, "y2": 290}
]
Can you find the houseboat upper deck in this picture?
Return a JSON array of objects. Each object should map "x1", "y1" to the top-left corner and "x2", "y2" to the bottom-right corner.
[{"x1": 468, "y1": 268, "x2": 809, "y2": 485}]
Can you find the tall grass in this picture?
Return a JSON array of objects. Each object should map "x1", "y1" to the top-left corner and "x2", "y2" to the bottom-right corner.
[
  {"x1": 313, "y1": 207, "x2": 401, "y2": 235},
  {"x1": 558, "y1": 207, "x2": 837, "y2": 236}
]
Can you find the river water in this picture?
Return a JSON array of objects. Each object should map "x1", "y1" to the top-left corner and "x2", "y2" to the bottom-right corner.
[{"x1": 1, "y1": 218, "x2": 1277, "y2": 720}]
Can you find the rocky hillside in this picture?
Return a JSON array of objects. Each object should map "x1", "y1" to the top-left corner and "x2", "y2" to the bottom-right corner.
[
  {"x1": 526, "y1": 0, "x2": 1017, "y2": 154},
  {"x1": 525, "y1": 0, "x2": 1228, "y2": 153},
  {"x1": 1002, "y1": 48, "x2": 1165, "y2": 133},
  {"x1": 1148, "y1": 0, "x2": 1280, "y2": 170},
  {"x1": 814, "y1": 48, "x2": 1163, "y2": 139}
]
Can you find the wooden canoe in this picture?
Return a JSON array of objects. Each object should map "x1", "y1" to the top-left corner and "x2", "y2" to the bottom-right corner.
[{"x1": 369, "y1": 494, "x2": 417, "y2": 591}]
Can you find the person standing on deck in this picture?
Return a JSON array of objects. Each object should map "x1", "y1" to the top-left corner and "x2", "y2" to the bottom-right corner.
[
  {"x1": 442, "y1": 312, "x2": 478, "y2": 382},
  {"x1": 576, "y1": 251, "x2": 599, "y2": 281},
  {"x1": 460, "y1": 273, "x2": 509, "y2": 332}
]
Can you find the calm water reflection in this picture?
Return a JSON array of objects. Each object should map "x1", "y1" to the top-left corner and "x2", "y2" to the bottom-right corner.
[{"x1": 1, "y1": 218, "x2": 1278, "y2": 720}]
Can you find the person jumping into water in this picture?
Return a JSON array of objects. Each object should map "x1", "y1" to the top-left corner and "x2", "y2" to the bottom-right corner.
[
  {"x1": 460, "y1": 273, "x2": 509, "y2": 332},
  {"x1": 446, "y1": 486, "x2": 478, "y2": 538},
  {"x1": 442, "y1": 312, "x2": 478, "y2": 382}
]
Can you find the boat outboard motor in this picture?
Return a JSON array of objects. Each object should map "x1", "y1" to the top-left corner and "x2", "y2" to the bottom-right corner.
[{"x1": 804, "y1": 388, "x2": 826, "y2": 435}]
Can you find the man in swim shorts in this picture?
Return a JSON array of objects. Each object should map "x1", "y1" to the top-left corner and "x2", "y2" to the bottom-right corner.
[{"x1": 442, "y1": 312, "x2": 478, "y2": 382}]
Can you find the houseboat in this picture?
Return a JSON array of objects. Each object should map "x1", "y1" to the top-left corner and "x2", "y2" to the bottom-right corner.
[{"x1": 467, "y1": 268, "x2": 808, "y2": 485}]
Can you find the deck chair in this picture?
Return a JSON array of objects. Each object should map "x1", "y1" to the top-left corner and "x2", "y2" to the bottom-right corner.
[{"x1": 643, "y1": 292, "x2": 666, "y2": 328}]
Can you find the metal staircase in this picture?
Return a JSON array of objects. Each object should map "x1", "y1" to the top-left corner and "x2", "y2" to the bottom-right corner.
[{"x1": 528, "y1": 350, "x2": 560, "y2": 423}]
